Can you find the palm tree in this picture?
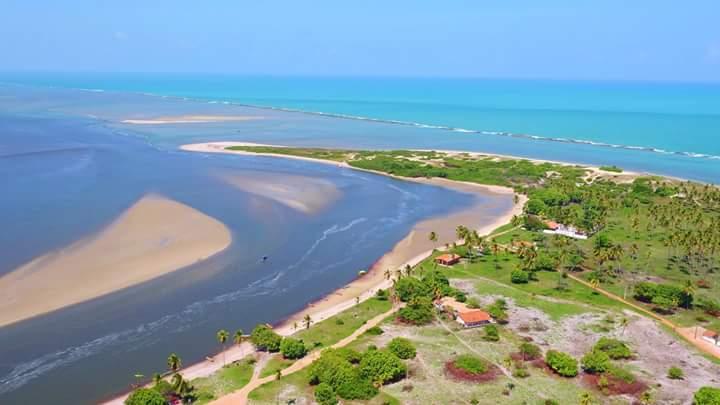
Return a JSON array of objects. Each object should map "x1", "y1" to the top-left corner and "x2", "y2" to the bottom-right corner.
[
  {"x1": 303, "y1": 314, "x2": 313, "y2": 330},
  {"x1": 233, "y1": 329, "x2": 244, "y2": 346},
  {"x1": 428, "y1": 231, "x2": 438, "y2": 242},
  {"x1": 682, "y1": 280, "x2": 695, "y2": 309},
  {"x1": 590, "y1": 278, "x2": 600, "y2": 290},
  {"x1": 579, "y1": 392, "x2": 594, "y2": 405},
  {"x1": 217, "y1": 329, "x2": 229, "y2": 365},
  {"x1": 384, "y1": 269, "x2": 391, "y2": 280},
  {"x1": 167, "y1": 353, "x2": 181, "y2": 372},
  {"x1": 152, "y1": 373, "x2": 162, "y2": 387}
]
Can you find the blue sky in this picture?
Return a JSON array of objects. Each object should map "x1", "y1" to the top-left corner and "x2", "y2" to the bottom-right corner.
[{"x1": 1, "y1": 0, "x2": 719, "y2": 81}]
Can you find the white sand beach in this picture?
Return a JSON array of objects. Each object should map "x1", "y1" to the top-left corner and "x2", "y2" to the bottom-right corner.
[
  {"x1": 122, "y1": 115, "x2": 263, "y2": 124},
  {"x1": 0, "y1": 194, "x2": 232, "y2": 328}
]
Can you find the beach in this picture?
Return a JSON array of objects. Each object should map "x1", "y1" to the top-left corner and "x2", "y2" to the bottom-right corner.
[
  {"x1": 96, "y1": 141, "x2": 527, "y2": 404},
  {"x1": 0, "y1": 194, "x2": 232, "y2": 328},
  {"x1": 121, "y1": 115, "x2": 263, "y2": 124}
]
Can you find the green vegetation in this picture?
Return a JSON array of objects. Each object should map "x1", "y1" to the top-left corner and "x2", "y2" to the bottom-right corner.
[
  {"x1": 125, "y1": 388, "x2": 165, "y2": 405},
  {"x1": 192, "y1": 361, "x2": 254, "y2": 404},
  {"x1": 694, "y1": 386, "x2": 720, "y2": 404},
  {"x1": 511, "y1": 269, "x2": 530, "y2": 284},
  {"x1": 250, "y1": 324, "x2": 282, "y2": 352},
  {"x1": 667, "y1": 366, "x2": 684, "y2": 380},
  {"x1": 397, "y1": 296, "x2": 434, "y2": 324},
  {"x1": 545, "y1": 350, "x2": 579, "y2": 377},
  {"x1": 599, "y1": 165, "x2": 623, "y2": 173},
  {"x1": 581, "y1": 350, "x2": 611, "y2": 374},
  {"x1": 482, "y1": 324, "x2": 500, "y2": 342},
  {"x1": 358, "y1": 350, "x2": 407, "y2": 385},
  {"x1": 453, "y1": 354, "x2": 488, "y2": 375},
  {"x1": 259, "y1": 356, "x2": 294, "y2": 378},
  {"x1": 280, "y1": 337, "x2": 307, "y2": 359},
  {"x1": 314, "y1": 382, "x2": 338, "y2": 405},
  {"x1": 592, "y1": 337, "x2": 632, "y2": 360},
  {"x1": 518, "y1": 342, "x2": 541, "y2": 361},
  {"x1": 387, "y1": 337, "x2": 416, "y2": 359}
]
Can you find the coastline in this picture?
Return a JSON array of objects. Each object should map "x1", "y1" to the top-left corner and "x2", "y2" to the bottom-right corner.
[{"x1": 101, "y1": 141, "x2": 525, "y2": 404}]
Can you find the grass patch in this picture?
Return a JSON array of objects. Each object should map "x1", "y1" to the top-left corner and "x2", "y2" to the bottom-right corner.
[
  {"x1": 259, "y1": 355, "x2": 294, "y2": 378},
  {"x1": 192, "y1": 361, "x2": 254, "y2": 404}
]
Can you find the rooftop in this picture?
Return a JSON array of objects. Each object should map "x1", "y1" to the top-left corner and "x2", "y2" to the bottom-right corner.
[{"x1": 457, "y1": 310, "x2": 491, "y2": 324}]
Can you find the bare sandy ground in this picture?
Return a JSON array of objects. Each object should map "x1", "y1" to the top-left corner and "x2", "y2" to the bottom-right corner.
[
  {"x1": 121, "y1": 115, "x2": 263, "y2": 124},
  {"x1": 0, "y1": 194, "x2": 231, "y2": 328},
  {"x1": 221, "y1": 172, "x2": 341, "y2": 215}
]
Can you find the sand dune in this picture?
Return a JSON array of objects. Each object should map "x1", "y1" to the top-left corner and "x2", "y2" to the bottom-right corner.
[
  {"x1": 0, "y1": 194, "x2": 231, "y2": 328},
  {"x1": 222, "y1": 172, "x2": 341, "y2": 215},
  {"x1": 121, "y1": 115, "x2": 262, "y2": 124}
]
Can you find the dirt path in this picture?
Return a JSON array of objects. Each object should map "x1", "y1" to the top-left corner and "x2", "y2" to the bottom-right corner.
[
  {"x1": 209, "y1": 304, "x2": 401, "y2": 405},
  {"x1": 565, "y1": 273, "x2": 720, "y2": 360}
]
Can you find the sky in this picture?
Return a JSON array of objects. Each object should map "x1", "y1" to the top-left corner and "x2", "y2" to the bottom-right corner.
[{"x1": 1, "y1": 0, "x2": 719, "y2": 82}]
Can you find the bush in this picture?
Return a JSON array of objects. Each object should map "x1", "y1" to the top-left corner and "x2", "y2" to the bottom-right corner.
[
  {"x1": 335, "y1": 377, "x2": 378, "y2": 400},
  {"x1": 375, "y1": 288, "x2": 389, "y2": 301},
  {"x1": 482, "y1": 324, "x2": 500, "y2": 342},
  {"x1": 545, "y1": 350, "x2": 578, "y2": 377},
  {"x1": 397, "y1": 296, "x2": 435, "y2": 325},
  {"x1": 668, "y1": 366, "x2": 684, "y2": 380},
  {"x1": 518, "y1": 342, "x2": 541, "y2": 360},
  {"x1": 511, "y1": 269, "x2": 530, "y2": 284},
  {"x1": 394, "y1": 277, "x2": 432, "y2": 302},
  {"x1": 388, "y1": 337, "x2": 416, "y2": 359},
  {"x1": 358, "y1": 350, "x2": 407, "y2": 385},
  {"x1": 593, "y1": 337, "x2": 632, "y2": 360},
  {"x1": 307, "y1": 349, "x2": 380, "y2": 401},
  {"x1": 466, "y1": 297, "x2": 481, "y2": 309},
  {"x1": 606, "y1": 364, "x2": 635, "y2": 383},
  {"x1": 487, "y1": 303, "x2": 509, "y2": 324},
  {"x1": 335, "y1": 347, "x2": 363, "y2": 364},
  {"x1": 280, "y1": 337, "x2": 307, "y2": 359},
  {"x1": 125, "y1": 388, "x2": 166, "y2": 405},
  {"x1": 581, "y1": 350, "x2": 610, "y2": 374},
  {"x1": 250, "y1": 324, "x2": 282, "y2": 352},
  {"x1": 365, "y1": 326, "x2": 384, "y2": 335},
  {"x1": 314, "y1": 382, "x2": 337, "y2": 405},
  {"x1": 453, "y1": 355, "x2": 488, "y2": 375},
  {"x1": 694, "y1": 386, "x2": 720, "y2": 405}
]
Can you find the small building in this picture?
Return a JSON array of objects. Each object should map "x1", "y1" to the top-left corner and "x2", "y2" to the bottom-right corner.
[
  {"x1": 435, "y1": 253, "x2": 461, "y2": 266},
  {"x1": 545, "y1": 220, "x2": 560, "y2": 230},
  {"x1": 702, "y1": 330, "x2": 720, "y2": 346},
  {"x1": 456, "y1": 310, "x2": 492, "y2": 328}
]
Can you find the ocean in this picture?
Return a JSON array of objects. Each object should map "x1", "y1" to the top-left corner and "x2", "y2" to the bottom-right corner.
[
  {"x1": 2, "y1": 73, "x2": 719, "y2": 183},
  {"x1": 0, "y1": 74, "x2": 718, "y2": 403}
]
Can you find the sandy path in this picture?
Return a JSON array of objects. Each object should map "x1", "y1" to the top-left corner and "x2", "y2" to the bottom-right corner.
[
  {"x1": 210, "y1": 304, "x2": 401, "y2": 405},
  {"x1": 0, "y1": 194, "x2": 231, "y2": 328}
]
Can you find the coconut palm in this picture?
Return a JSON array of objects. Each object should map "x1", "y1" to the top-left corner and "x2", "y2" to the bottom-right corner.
[
  {"x1": 152, "y1": 373, "x2": 162, "y2": 387},
  {"x1": 682, "y1": 280, "x2": 695, "y2": 309},
  {"x1": 167, "y1": 353, "x2": 181, "y2": 372},
  {"x1": 428, "y1": 231, "x2": 438, "y2": 242},
  {"x1": 384, "y1": 269, "x2": 391, "y2": 280},
  {"x1": 303, "y1": 314, "x2": 313, "y2": 330},
  {"x1": 217, "y1": 329, "x2": 229, "y2": 365},
  {"x1": 233, "y1": 329, "x2": 244, "y2": 346}
]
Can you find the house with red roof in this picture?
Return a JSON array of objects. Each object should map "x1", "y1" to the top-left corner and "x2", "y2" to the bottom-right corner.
[
  {"x1": 456, "y1": 310, "x2": 492, "y2": 328},
  {"x1": 702, "y1": 329, "x2": 720, "y2": 346},
  {"x1": 435, "y1": 253, "x2": 461, "y2": 266}
]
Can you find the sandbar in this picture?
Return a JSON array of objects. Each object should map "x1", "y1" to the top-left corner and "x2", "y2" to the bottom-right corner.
[
  {"x1": 0, "y1": 194, "x2": 231, "y2": 328},
  {"x1": 121, "y1": 115, "x2": 263, "y2": 125}
]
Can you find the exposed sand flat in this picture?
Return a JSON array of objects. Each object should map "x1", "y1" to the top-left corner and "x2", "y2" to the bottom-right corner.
[
  {"x1": 0, "y1": 194, "x2": 231, "y2": 328},
  {"x1": 121, "y1": 115, "x2": 263, "y2": 124},
  {"x1": 221, "y1": 172, "x2": 341, "y2": 214}
]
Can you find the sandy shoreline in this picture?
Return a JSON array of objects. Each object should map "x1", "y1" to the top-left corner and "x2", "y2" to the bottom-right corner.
[
  {"x1": 122, "y1": 115, "x2": 263, "y2": 124},
  {"x1": 0, "y1": 194, "x2": 232, "y2": 329},
  {"x1": 103, "y1": 142, "x2": 524, "y2": 404}
]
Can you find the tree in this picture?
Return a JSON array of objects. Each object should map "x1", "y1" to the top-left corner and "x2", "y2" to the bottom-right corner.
[
  {"x1": 217, "y1": 329, "x2": 229, "y2": 365},
  {"x1": 482, "y1": 324, "x2": 500, "y2": 341},
  {"x1": 233, "y1": 329, "x2": 244, "y2": 345},
  {"x1": 315, "y1": 382, "x2": 338, "y2": 405},
  {"x1": 388, "y1": 337, "x2": 416, "y2": 359},
  {"x1": 511, "y1": 269, "x2": 529, "y2": 284},
  {"x1": 358, "y1": 350, "x2": 407, "y2": 385},
  {"x1": 518, "y1": 342, "x2": 541, "y2": 361},
  {"x1": 250, "y1": 324, "x2": 282, "y2": 352},
  {"x1": 581, "y1": 350, "x2": 610, "y2": 374},
  {"x1": 428, "y1": 231, "x2": 438, "y2": 242},
  {"x1": 397, "y1": 296, "x2": 434, "y2": 325},
  {"x1": 167, "y1": 353, "x2": 181, "y2": 372},
  {"x1": 545, "y1": 350, "x2": 578, "y2": 377},
  {"x1": 280, "y1": 337, "x2": 308, "y2": 359},
  {"x1": 593, "y1": 337, "x2": 632, "y2": 359},
  {"x1": 125, "y1": 388, "x2": 165, "y2": 405},
  {"x1": 694, "y1": 386, "x2": 720, "y2": 405},
  {"x1": 303, "y1": 314, "x2": 313, "y2": 330}
]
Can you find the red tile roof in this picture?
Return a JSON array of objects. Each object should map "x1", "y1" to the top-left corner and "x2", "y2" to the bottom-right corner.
[
  {"x1": 436, "y1": 253, "x2": 460, "y2": 262},
  {"x1": 458, "y1": 310, "x2": 491, "y2": 324},
  {"x1": 545, "y1": 220, "x2": 560, "y2": 230},
  {"x1": 703, "y1": 330, "x2": 719, "y2": 338}
]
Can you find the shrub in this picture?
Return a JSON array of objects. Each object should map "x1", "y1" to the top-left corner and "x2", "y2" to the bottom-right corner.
[
  {"x1": 482, "y1": 324, "x2": 500, "y2": 342},
  {"x1": 668, "y1": 366, "x2": 684, "y2": 380},
  {"x1": 466, "y1": 297, "x2": 481, "y2": 309},
  {"x1": 394, "y1": 277, "x2": 432, "y2": 302},
  {"x1": 388, "y1": 337, "x2": 416, "y2": 359},
  {"x1": 581, "y1": 350, "x2": 610, "y2": 374},
  {"x1": 512, "y1": 363, "x2": 529, "y2": 378},
  {"x1": 358, "y1": 350, "x2": 407, "y2": 385},
  {"x1": 280, "y1": 337, "x2": 307, "y2": 359},
  {"x1": 545, "y1": 350, "x2": 578, "y2": 377},
  {"x1": 335, "y1": 377, "x2": 378, "y2": 400},
  {"x1": 697, "y1": 297, "x2": 720, "y2": 316},
  {"x1": 599, "y1": 165, "x2": 623, "y2": 173},
  {"x1": 365, "y1": 326, "x2": 384, "y2": 336},
  {"x1": 607, "y1": 365, "x2": 635, "y2": 383},
  {"x1": 375, "y1": 288, "x2": 389, "y2": 301},
  {"x1": 453, "y1": 355, "x2": 488, "y2": 375},
  {"x1": 593, "y1": 337, "x2": 632, "y2": 360},
  {"x1": 315, "y1": 382, "x2": 337, "y2": 405},
  {"x1": 519, "y1": 342, "x2": 541, "y2": 360},
  {"x1": 250, "y1": 324, "x2": 282, "y2": 352},
  {"x1": 308, "y1": 349, "x2": 356, "y2": 388},
  {"x1": 511, "y1": 269, "x2": 530, "y2": 284},
  {"x1": 335, "y1": 347, "x2": 363, "y2": 364},
  {"x1": 335, "y1": 318, "x2": 344, "y2": 325},
  {"x1": 125, "y1": 388, "x2": 166, "y2": 405},
  {"x1": 397, "y1": 296, "x2": 435, "y2": 325},
  {"x1": 694, "y1": 386, "x2": 720, "y2": 405},
  {"x1": 487, "y1": 303, "x2": 509, "y2": 324}
]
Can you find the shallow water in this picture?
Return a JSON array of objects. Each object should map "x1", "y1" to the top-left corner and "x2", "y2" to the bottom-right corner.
[{"x1": 0, "y1": 88, "x2": 514, "y2": 404}]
